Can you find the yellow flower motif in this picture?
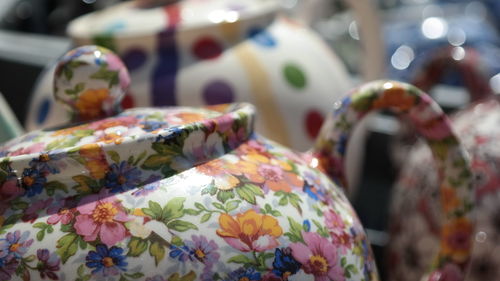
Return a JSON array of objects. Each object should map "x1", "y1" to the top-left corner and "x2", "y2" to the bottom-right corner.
[
  {"x1": 441, "y1": 217, "x2": 473, "y2": 263},
  {"x1": 79, "y1": 143, "x2": 109, "y2": 179},
  {"x1": 75, "y1": 88, "x2": 110, "y2": 120},
  {"x1": 217, "y1": 209, "x2": 282, "y2": 252},
  {"x1": 372, "y1": 87, "x2": 416, "y2": 111},
  {"x1": 441, "y1": 186, "x2": 460, "y2": 214}
]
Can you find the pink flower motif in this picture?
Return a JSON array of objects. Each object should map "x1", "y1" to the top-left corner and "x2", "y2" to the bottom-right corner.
[
  {"x1": 74, "y1": 191, "x2": 130, "y2": 247},
  {"x1": 290, "y1": 232, "x2": 345, "y2": 281},
  {"x1": 9, "y1": 142, "x2": 45, "y2": 156},
  {"x1": 0, "y1": 176, "x2": 24, "y2": 205},
  {"x1": 22, "y1": 198, "x2": 53, "y2": 223},
  {"x1": 331, "y1": 232, "x2": 353, "y2": 255},
  {"x1": 47, "y1": 197, "x2": 77, "y2": 225},
  {"x1": 324, "y1": 209, "x2": 345, "y2": 235},
  {"x1": 428, "y1": 263, "x2": 463, "y2": 281}
]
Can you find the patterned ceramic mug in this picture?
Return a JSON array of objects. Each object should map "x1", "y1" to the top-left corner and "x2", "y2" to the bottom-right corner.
[{"x1": 0, "y1": 46, "x2": 472, "y2": 281}]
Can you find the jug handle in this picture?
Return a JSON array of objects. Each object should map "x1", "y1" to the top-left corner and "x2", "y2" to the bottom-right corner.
[
  {"x1": 412, "y1": 46, "x2": 493, "y2": 102},
  {"x1": 308, "y1": 80, "x2": 474, "y2": 280}
]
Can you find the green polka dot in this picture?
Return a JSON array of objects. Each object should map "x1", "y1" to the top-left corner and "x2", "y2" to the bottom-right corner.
[{"x1": 283, "y1": 63, "x2": 307, "y2": 89}]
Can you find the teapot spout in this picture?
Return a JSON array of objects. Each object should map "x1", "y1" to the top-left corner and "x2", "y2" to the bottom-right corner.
[{"x1": 308, "y1": 80, "x2": 474, "y2": 281}]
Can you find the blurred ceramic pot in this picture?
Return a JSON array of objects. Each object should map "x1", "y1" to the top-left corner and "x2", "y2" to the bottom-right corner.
[
  {"x1": 26, "y1": 0, "x2": 384, "y2": 194},
  {"x1": 388, "y1": 97, "x2": 500, "y2": 281},
  {"x1": 0, "y1": 92, "x2": 23, "y2": 143},
  {"x1": 0, "y1": 46, "x2": 472, "y2": 280},
  {"x1": 387, "y1": 47, "x2": 499, "y2": 281},
  {"x1": 27, "y1": 0, "x2": 351, "y2": 148}
]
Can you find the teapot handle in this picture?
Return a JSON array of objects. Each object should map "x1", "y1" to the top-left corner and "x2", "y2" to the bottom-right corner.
[
  {"x1": 412, "y1": 46, "x2": 493, "y2": 102},
  {"x1": 309, "y1": 80, "x2": 473, "y2": 280}
]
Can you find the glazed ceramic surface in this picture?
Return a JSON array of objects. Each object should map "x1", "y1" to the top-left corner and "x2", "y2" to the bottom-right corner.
[
  {"x1": 388, "y1": 97, "x2": 500, "y2": 281},
  {"x1": 0, "y1": 46, "x2": 474, "y2": 281},
  {"x1": 26, "y1": 0, "x2": 353, "y2": 151}
]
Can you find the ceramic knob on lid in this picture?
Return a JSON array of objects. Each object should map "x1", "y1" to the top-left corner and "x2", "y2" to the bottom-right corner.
[{"x1": 53, "y1": 45, "x2": 130, "y2": 122}]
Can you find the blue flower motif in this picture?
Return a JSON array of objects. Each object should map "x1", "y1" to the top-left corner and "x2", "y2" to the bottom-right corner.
[
  {"x1": 333, "y1": 97, "x2": 351, "y2": 117},
  {"x1": 224, "y1": 267, "x2": 261, "y2": 281},
  {"x1": 169, "y1": 244, "x2": 194, "y2": 262},
  {"x1": 105, "y1": 161, "x2": 142, "y2": 193},
  {"x1": 21, "y1": 168, "x2": 47, "y2": 197},
  {"x1": 140, "y1": 120, "x2": 167, "y2": 132},
  {"x1": 336, "y1": 134, "x2": 348, "y2": 156},
  {"x1": 271, "y1": 248, "x2": 301, "y2": 278},
  {"x1": 302, "y1": 220, "x2": 311, "y2": 232},
  {"x1": 29, "y1": 151, "x2": 66, "y2": 175},
  {"x1": 0, "y1": 230, "x2": 34, "y2": 260},
  {"x1": 85, "y1": 244, "x2": 127, "y2": 277}
]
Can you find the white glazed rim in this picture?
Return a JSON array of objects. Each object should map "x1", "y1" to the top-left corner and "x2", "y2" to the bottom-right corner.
[{"x1": 67, "y1": 0, "x2": 280, "y2": 40}]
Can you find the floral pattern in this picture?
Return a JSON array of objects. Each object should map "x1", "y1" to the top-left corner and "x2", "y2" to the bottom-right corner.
[
  {"x1": 389, "y1": 98, "x2": 500, "y2": 281},
  {"x1": 0, "y1": 80, "x2": 472, "y2": 280},
  {"x1": 310, "y1": 81, "x2": 474, "y2": 279}
]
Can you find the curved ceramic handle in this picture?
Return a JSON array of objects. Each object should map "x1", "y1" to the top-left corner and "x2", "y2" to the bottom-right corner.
[
  {"x1": 412, "y1": 46, "x2": 493, "y2": 102},
  {"x1": 310, "y1": 80, "x2": 473, "y2": 280}
]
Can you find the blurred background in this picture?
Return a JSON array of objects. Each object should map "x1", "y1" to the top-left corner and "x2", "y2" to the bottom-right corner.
[{"x1": 1, "y1": 0, "x2": 500, "y2": 279}]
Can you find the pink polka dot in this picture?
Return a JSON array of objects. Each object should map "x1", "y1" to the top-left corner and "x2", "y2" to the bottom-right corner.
[
  {"x1": 192, "y1": 37, "x2": 223, "y2": 60},
  {"x1": 305, "y1": 110, "x2": 324, "y2": 139}
]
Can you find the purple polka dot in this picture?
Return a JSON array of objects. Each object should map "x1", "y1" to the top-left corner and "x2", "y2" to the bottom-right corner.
[
  {"x1": 203, "y1": 80, "x2": 235, "y2": 105},
  {"x1": 122, "y1": 48, "x2": 147, "y2": 71}
]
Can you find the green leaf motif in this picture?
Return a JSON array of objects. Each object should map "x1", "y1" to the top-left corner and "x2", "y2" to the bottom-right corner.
[
  {"x1": 90, "y1": 64, "x2": 119, "y2": 88},
  {"x1": 225, "y1": 200, "x2": 241, "y2": 213},
  {"x1": 56, "y1": 233, "x2": 79, "y2": 263},
  {"x1": 227, "y1": 254, "x2": 253, "y2": 264},
  {"x1": 144, "y1": 201, "x2": 162, "y2": 220},
  {"x1": 128, "y1": 237, "x2": 149, "y2": 257},
  {"x1": 236, "y1": 184, "x2": 264, "y2": 205},
  {"x1": 45, "y1": 181, "x2": 69, "y2": 196},
  {"x1": 162, "y1": 197, "x2": 186, "y2": 222},
  {"x1": 107, "y1": 150, "x2": 121, "y2": 164},
  {"x1": 46, "y1": 137, "x2": 80, "y2": 151},
  {"x1": 65, "y1": 82, "x2": 85, "y2": 96},
  {"x1": 149, "y1": 241, "x2": 165, "y2": 266},
  {"x1": 201, "y1": 184, "x2": 218, "y2": 196},
  {"x1": 142, "y1": 155, "x2": 171, "y2": 170},
  {"x1": 217, "y1": 189, "x2": 235, "y2": 203},
  {"x1": 212, "y1": 202, "x2": 225, "y2": 211},
  {"x1": 200, "y1": 213, "x2": 212, "y2": 223},
  {"x1": 184, "y1": 208, "x2": 202, "y2": 216},
  {"x1": 284, "y1": 217, "x2": 304, "y2": 243},
  {"x1": 167, "y1": 220, "x2": 198, "y2": 232}
]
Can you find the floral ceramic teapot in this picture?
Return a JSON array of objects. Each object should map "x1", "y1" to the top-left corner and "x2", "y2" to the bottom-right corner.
[
  {"x1": 387, "y1": 47, "x2": 500, "y2": 281},
  {"x1": 0, "y1": 46, "x2": 472, "y2": 281}
]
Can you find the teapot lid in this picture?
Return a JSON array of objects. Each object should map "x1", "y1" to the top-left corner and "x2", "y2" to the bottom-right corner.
[
  {"x1": 68, "y1": 0, "x2": 280, "y2": 39},
  {"x1": 0, "y1": 46, "x2": 254, "y2": 193}
]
